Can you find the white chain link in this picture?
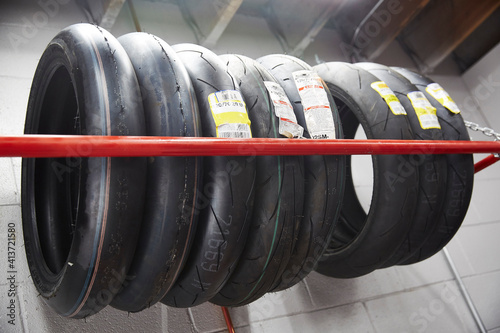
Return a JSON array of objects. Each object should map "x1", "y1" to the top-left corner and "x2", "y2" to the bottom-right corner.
[{"x1": 464, "y1": 120, "x2": 500, "y2": 141}]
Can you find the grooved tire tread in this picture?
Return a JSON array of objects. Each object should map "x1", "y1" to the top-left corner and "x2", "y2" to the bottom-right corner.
[
  {"x1": 391, "y1": 67, "x2": 474, "y2": 264},
  {"x1": 162, "y1": 45, "x2": 256, "y2": 308},
  {"x1": 314, "y1": 62, "x2": 418, "y2": 278},
  {"x1": 258, "y1": 55, "x2": 345, "y2": 284},
  {"x1": 211, "y1": 54, "x2": 305, "y2": 306},
  {"x1": 355, "y1": 62, "x2": 448, "y2": 268}
]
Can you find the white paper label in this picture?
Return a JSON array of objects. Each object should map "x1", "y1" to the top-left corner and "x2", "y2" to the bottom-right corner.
[
  {"x1": 217, "y1": 123, "x2": 252, "y2": 138},
  {"x1": 425, "y1": 83, "x2": 460, "y2": 114},
  {"x1": 263, "y1": 81, "x2": 304, "y2": 138},
  {"x1": 407, "y1": 91, "x2": 441, "y2": 129},
  {"x1": 207, "y1": 90, "x2": 252, "y2": 138},
  {"x1": 292, "y1": 70, "x2": 335, "y2": 139}
]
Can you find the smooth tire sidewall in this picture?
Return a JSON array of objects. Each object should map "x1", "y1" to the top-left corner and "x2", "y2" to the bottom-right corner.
[{"x1": 22, "y1": 24, "x2": 147, "y2": 318}]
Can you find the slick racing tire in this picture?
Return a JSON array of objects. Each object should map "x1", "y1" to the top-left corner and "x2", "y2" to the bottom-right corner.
[
  {"x1": 111, "y1": 33, "x2": 202, "y2": 312},
  {"x1": 22, "y1": 23, "x2": 147, "y2": 318}
]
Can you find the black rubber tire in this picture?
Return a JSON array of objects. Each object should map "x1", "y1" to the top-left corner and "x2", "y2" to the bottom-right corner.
[
  {"x1": 162, "y1": 44, "x2": 256, "y2": 308},
  {"x1": 210, "y1": 54, "x2": 305, "y2": 306},
  {"x1": 313, "y1": 62, "x2": 418, "y2": 278},
  {"x1": 355, "y1": 62, "x2": 448, "y2": 268},
  {"x1": 109, "y1": 33, "x2": 202, "y2": 312},
  {"x1": 258, "y1": 55, "x2": 345, "y2": 285},
  {"x1": 391, "y1": 67, "x2": 474, "y2": 264},
  {"x1": 21, "y1": 23, "x2": 147, "y2": 318}
]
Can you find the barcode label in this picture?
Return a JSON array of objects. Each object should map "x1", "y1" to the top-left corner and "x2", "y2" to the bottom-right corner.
[
  {"x1": 208, "y1": 90, "x2": 247, "y2": 115},
  {"x1": 218, "y1": 123, "x2": 252, "y2": 138},
  {"x1": 218, "y1": 90, "x2": 241, "y2": 102},
  {"x1": 419, "y1": 115, "x2": 440, "y2": 129},
  {"x1": 208, "y1": 89, "x2": 252, "y2": 138},
  {"x1": 371, "y1": 81, "x2": 407, "y2": 115},
  {"x1": 407, "y1": 91, "x2": 441, "y2": 129},
  {"x1": 426, "y1": 83, "x2": 460, "y2": 114},
  {"x1": 388, "y1": 101, "x2": 406, "y2": 115}
]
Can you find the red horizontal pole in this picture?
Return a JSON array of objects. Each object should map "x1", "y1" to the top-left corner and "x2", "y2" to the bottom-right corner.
[
  {"x1": 474, "y1": 154, "x2": 500, "y2": 173},
  {"x1": 0, "y1": 135, "x2": 499, "y2": 158}
]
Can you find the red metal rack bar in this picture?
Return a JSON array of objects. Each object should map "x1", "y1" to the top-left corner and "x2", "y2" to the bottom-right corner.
[
  {"x1": 0, "y1": 135, "x2": 500, "y2": 157},
  {"x1": 1, "y1": 134, "x2": 498, "y2": 333},
  {"x1": 474, "y1": 154, "x2": 500, "y2": 173}
]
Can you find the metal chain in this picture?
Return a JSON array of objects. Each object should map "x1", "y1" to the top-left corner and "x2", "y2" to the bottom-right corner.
[
  {"x1": 464, "y1": 120, "x2": 500, "y2": 158},
  {"x1": 464, "y1": 120, "x2": 500, "y2": 141}
]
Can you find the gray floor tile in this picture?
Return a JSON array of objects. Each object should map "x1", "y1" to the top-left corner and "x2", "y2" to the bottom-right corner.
[{"x1": 447, "y1": 222, "x2": 500, "y2": 276}]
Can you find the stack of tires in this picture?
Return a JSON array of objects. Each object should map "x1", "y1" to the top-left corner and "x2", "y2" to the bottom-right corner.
[{"x1": 21, "y1": 24, "x2": 473, "y2": 319}]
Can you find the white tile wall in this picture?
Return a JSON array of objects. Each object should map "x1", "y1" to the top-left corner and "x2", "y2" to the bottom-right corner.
[
  {"x1": 462, "y1": 42, "x2": 500, "y2": 131},
  {"x1": 463, "y1": 179, "x2": 500, "y2": 226},
  {"x1": 0, "y1": 158, "x2": 19, "y2": 205},
  {"x1": 304, "y1": 252, "x2": 455, "y2": 310},
  {"x1": 229, "y1": 282, "x2": 315, "y2": 326},
  {"x1": 0, "y1": 1, "x2": 498, "y2": 332},
  {"x1": 446, "y1": 222, "x2": 500, "y2": 276},
  {"x1": 463, "y1": 270, "x2": 500, "y2": 331},
  {"x1": 364, "y1": 281, "x2": 477, "y2": 333},
  {"x1": 235, "y1": 303, "x2": 375, "y2": 333},
  {"x1": 0, "y1": 77, "x2": 30, "y2": 136}
]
